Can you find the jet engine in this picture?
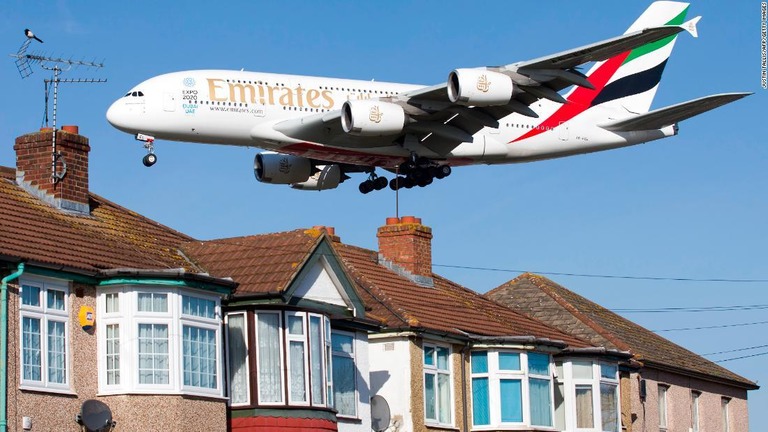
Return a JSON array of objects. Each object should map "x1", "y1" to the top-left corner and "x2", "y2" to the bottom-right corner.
[
  {"x1": 341, "y1": 100, "x2": 407, "y2": 136},
  {"x1": 291, "y1": 165, "x2": 342, "y2": 191},
  {"x1": 254, "y1": 152, "x2": 312, "y2": 184},
  {"x1": 447, "y1": 68, "x2": 515, "y2": 106}
]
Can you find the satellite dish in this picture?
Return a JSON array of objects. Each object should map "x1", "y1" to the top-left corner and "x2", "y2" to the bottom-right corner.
[
  {"x1": 78, "y1": 399, "x2": 114, "y2": 432},
  {"x1": 370, "y1": 395, "x2": 391, "y2": 432}
]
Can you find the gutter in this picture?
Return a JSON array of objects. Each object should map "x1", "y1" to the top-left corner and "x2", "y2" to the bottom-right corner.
[{"x1": 1, "y1": 263, "x2": 25, "y2": 432}]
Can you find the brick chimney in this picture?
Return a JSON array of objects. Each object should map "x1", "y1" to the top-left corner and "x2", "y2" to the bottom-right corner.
[
  {"x1": 14, "y1": 126, "x2": 90, "y2": 214},
  {"x1": 377, "y1": 216, "x2": 433, "y2": 278}
]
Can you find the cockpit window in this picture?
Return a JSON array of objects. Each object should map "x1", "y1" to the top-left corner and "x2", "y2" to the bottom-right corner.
[{"x1": 124, "y1": 91, "x2": 145, "y2": 97}]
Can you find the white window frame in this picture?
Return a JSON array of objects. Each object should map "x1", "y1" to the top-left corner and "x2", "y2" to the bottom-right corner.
[
  {"x1": 423, "y1": 343, "x2": 453, "y2": 427},
  {"x1": 470, "y1": 350, "x2": 555, "y2": 429},
  {"x1": 691, "y1": 390, "x2": 701, "y2": 432},
  {"x1": 255, "y1": 311, "x2": 285, "y2": 405},
  {"x1": 285, "y1": 311, "x2": 310, "y2": 406},
  {"x1": 553, "y1": 359, "x2": 622, "y2": 432},
  {"x1": 331, "y1": 330, "x2": 357, "y2": 418},
  {"x1": 308, "y1": 313, "x2": 327, "y2": 407},
  {"x1": 18, "y1": 276, "x2": 71, "y2": 393},
  {"x1": 658, "y1": 384, "x2": 668, "y2": 429},
  {"x1": 225, "y1": 312, "x2": 250, "y2": 406},
  {"x1": 96, "y1": 286, "x2": 223, "y2": 398}
]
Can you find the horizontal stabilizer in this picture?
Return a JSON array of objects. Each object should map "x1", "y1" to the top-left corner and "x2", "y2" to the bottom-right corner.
[{"x1": 599, "y1": 92, "x2": 751, "y2": 132}]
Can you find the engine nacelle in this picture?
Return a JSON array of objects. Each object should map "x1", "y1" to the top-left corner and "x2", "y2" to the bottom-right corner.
[
  {"x1": 291, "y1": 165, "x2": 342, "y2": 191},
  {"x1": 254, "y1": 152, "x2": 312, "y2": 184},
  {"x1": 447, "y1": 69, "x2": 515, "y2": 106},
  {"x1": 341, "y1": 100, "x2": 407, "y2": 136}
]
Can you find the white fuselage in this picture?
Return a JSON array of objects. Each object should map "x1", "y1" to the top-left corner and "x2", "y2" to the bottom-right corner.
[{"x1": 106, "y1": 70, "x2": 675, "y2": 168}]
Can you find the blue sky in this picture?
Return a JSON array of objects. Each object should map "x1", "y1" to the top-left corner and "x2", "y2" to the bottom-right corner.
[{"x1": 2, "y1": 0, "x2": 766, "y2": 427}]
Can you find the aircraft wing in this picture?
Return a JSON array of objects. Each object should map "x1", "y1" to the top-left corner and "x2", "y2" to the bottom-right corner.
[
  {"x1": 271, "y1": 25, "x2": 687, "y2": 157},
  {"x1": 599, "y1": 93, "x2": 752, "y2": 132}
]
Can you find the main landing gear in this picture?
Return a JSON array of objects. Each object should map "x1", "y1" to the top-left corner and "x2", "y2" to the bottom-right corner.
[
  {"x1": 389, "y1": 156, "x2": 451, "y2": 191},
  {"x1": 357, "y1": 155, "x2": 452, "y2": 194},
  {"x1": 136, "y1": 133, "x2": 157, "y2": 167}
]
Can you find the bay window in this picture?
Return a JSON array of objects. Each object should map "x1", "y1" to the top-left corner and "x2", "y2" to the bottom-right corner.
[
  {"x1": 19, "y1": 277, "x2": 70, "y2": 391},
  {"x1": 470, "y1": 350, "x2": 554, "y2": 428},
  {"x1": 424, "y1": 344, "x2": 452, "y2": 426},
  {"x1": 554, "y1": 360, "x2": 621, "y2": 432},
  {"x1": 97, "y1": 287, "x2": 224, "y2": 397}
]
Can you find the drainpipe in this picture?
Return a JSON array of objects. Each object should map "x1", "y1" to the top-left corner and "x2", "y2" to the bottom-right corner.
[{"x1": 1, "y1": 263, "x2": 25, "y2": 432}]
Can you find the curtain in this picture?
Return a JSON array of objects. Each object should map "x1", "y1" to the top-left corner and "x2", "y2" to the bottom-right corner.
[
  {"x1": 227, "y1": 315, "x2": 248, "y2": 404},
  {"x1": 575, "y1": 385, "x2": 594, "y2": 428},
  {"x1": 500, "y1": 379, "x2": 523, "y2": 422},
  {"x1": 333, "y1": 355, "x2": 355, "y2": 415},
  {"x1": 437, "y1": 372, "x2": 451, "y2": 423},
  {"x1": 46, "y1": 290, "x2": 64, "y2": 310},
  {"x1": 22, "y1": 317, "x2": 41, "y2": 380},
  {"x1": 529, "y1": 378, "x2": 552, "y2": 426},
  {"x1": 289, "y1": 341, "x2": 306, "y2": 401},
  {"x1": 424, "y1": 373, "x2": 436, "y2": 420},
  {"x1": 601, "y1": 382, "x2": 618, "y2": 432},
  {"x1": 183, "y1": 325, "x2": 217, "y2": 389},
  {"x1": 106, "y1": 324, "x2": 120, "y2": 385},
  {"x1": 21, "y1": 285, "x2": 40, "y2": 306},
  {"x1": 47, "y1": 320, "x2": 66, "y2": 384},
  {"x1": 257, "y1": 314, "x2": 282, "y2": 402},
  {"x1": 309, "y1": 316, "x2": 324, "y2": 404},
  {"x1": 138, "y1": 323, "x2": 169, "y2": 384},
  {"x1": 138, "y1": 293, "x2": 167, "y2": 312},
  {"x1": 472, "y1": 377, "x2": 490, "y2": 425}
]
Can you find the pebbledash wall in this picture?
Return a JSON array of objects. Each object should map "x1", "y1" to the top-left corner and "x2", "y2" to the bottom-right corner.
[
  {"x1": 626, "y1": 369, "x2": 749, "y2": 432},
  {"x1": 4, "y1": 278, "x2": 227, "y2": 431}
]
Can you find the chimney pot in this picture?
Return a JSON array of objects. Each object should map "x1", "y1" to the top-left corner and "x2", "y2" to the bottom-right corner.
[
  {"x1": 62, "y1": 125, "x2": 79, "y2": 134},
  {"x1": 385, "y1": 217, "x2": 400, "y2": 225}
]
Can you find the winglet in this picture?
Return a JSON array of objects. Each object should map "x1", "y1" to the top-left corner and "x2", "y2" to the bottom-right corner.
[{"x1": 682, "y1": 16, "x2": 701, "y2": 38}]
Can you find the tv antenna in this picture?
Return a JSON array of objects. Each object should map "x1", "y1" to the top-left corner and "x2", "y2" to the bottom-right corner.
[{"x1": 9, "y1": 28, "x2": 106, "y2": 184}]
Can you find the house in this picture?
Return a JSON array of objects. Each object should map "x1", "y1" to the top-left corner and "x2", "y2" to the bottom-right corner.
[
  {"x1": 0, "y1": 127, "x2": 237, "y2": 431},
  {"x1": 486, "y1": 273, "x2": 759, "y2": 432}
]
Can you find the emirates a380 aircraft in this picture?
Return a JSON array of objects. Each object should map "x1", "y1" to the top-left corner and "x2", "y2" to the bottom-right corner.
[{"x1": 106, "y1": 1, "x2": 749, "y2": 194}]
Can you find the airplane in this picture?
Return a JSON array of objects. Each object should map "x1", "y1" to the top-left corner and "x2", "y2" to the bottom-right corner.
[{"x1": 106, "y1": 1, "x2": 750, "y2": 194}]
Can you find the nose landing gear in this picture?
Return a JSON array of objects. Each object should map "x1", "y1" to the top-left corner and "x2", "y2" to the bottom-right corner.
[{"x1": 135, "y1": 133, "x2": 157, "y2": 167}]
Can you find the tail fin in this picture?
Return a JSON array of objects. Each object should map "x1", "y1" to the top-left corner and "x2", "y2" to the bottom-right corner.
[{"x1": 568, "y1": 1, "x2": 694, "y2": 114}]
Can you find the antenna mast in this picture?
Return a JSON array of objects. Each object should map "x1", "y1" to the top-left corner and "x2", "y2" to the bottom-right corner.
[{"x1": 9, "y1": 29, "x2": 107, "y2": 184}]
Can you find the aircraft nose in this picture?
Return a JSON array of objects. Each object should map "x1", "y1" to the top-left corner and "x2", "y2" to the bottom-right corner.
[{"x1": 106, "y1": 99, "x2": 123, "y2": 128}]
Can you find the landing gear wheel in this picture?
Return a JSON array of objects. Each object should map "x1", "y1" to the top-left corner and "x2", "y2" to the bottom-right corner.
[
  {"x1": 142, "y1": 153, "x2": 157, "y2": 167},
  {"x1": 359, "y1": 180, "x2": 374, "y2": 194},
  {"x1": 374, "y1": 176, "x2": 388, "y2": 190}
]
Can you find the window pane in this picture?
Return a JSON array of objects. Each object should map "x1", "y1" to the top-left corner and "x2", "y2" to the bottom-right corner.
[
  {"x1": 137, "y1": 293, "x2": 167, "y2": 312},
  {"x1": 106, "y1": 293, "x2": 119, "y2": 313},
  {"x1": 332, "y1": 333, "x2": 354, "y2": 354},
  {"x1": 528, "y1": 352, "x2": 550, "y2": 376},
  {"x1": 182, "y1": 295, "x2": 216, "y2": 319},
  {"x1": 573, "y1": 361, "x2": 594, "y2": 379},
  {"x1": 288, "y1": 315, "x2": 304, "y2": 335},
  {"x1": 21, "y1": 285, "x2": 40, "y2": 306},
  {"x1": 257, "y1": 314, "x2": 282, "y2": 402},
  {"x1": 47, "y1": 321, "x2": 66, "y2": 384},
  {"x1": 424, "y1": 345, "x2": 435, "y2": 366},
  {"x1": 333, "y1": 355, "x2": 356, "y2": 416},
  {"x1": 601, "y1": 363, "x2": 618, "y2": 380},
  {"x1": 183, "y1": 326, "x2": 217, "y2": 389},
  {"x1": 106, "y1": 324, "x2": 120, "y2": 385},
  {"x1": 471, "y1": 351, "x2": 487, "y2": 374},
  {"x1": 309, "y1": 316, "x2": 324, "y2": 405},
  {"x1": 227, "y1": 315, "x2": 248, "y2": 404},
  {"x1": 472, "y1": 377, "x2": 490, "y2": 425},
  {"x1": 722, "y1": 398, "x2": 730, "y2": 432},
  {"x1": 47, "y1": 290, "x2": 65, "y2": 311},
  {"x1": 424, "y1": 373, "x2": 436, "y2": 420},
  {"x1": 138, "y1": 323, "x2": 169, "y2": 384},
  {"x1": 289, "y1": 341, "x2": 306, "y2": 402},
  {"x1": 576, "y1": 385, "x2": 594, "y2": 428},
  {"x1": 499, "y1": 352, "x2": 520, "y2": 371},
  {"x1": 500, "y1": 379, "x2": 523, "y2": 422},
  {"x1": 436, "y1": 347, "x2": 449, "y2": 370},
  {"x1": 601, "y1": 383, "x2": 618, "y2": 432},
  {"x1": 658, "y1": 386, "x2": 667, "y2": 427},
  {"x1": 438, "y1": 372, "x2": 451, "y2": 423},
  {"x1": 22, "y1": 317, "x2": 41, "y2": 381},
  {"x1": 530, "y1": 378, "x2": 552, "y2": 426}
]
